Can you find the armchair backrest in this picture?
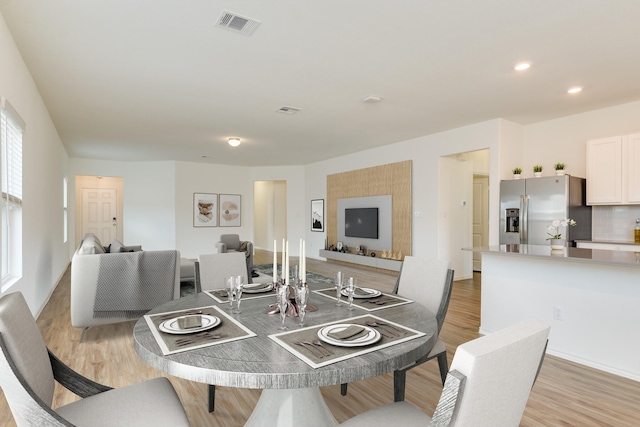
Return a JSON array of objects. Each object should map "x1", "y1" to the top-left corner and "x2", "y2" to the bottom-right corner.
[
  {"x1": 219, "y1": 234, "x2": 241, "y2": 250},
  {"x1": 394, "y1": 257, "x2": 452, "y2": 332},
  {"x1": 432, "y1": 320, "x2": 550, "y2": 427},
  {"x1": 197, "y1": 252, "x2": 248, "y2": 291},
  {"x1": 0, "y1": 292, "x2": 56, "y2": 413}
]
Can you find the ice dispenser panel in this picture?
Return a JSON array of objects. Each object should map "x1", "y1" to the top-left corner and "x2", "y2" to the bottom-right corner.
[{"x1": 505, "y1": 208, "x2": 519, "y2": 233}]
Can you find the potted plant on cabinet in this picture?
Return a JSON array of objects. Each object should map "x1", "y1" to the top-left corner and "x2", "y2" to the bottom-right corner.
[
  {"x1": 512, "y1": 167, "x2": 522, "y2": 179},
  {"x1": 554, "y1": 162, "x2": 566, "y2": 175},
  {"x1": 533, "y1": 164, "x2": 543, "y2": 177}
]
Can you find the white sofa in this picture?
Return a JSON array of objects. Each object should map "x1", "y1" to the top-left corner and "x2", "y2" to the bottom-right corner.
[{"x1": 70, "y1": 233, "x2": 181, "y2": 330}]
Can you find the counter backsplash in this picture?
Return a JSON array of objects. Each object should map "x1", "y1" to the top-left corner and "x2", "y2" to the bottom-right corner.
[{"x1": 592, "y1": 205, "x2": 640, "y2": 242}]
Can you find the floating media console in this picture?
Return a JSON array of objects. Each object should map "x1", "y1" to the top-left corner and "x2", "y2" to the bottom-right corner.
[{"x1": 319, "y1": 249, "x2": 402, "y2": 272}]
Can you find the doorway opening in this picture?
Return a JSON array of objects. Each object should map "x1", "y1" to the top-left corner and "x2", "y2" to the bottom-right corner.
[{"x1": 253, "y1": 180, "x2": 287, "y2": 251}]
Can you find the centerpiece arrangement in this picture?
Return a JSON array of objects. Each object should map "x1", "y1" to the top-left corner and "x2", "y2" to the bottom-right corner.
[{"x1": 547, "y1": 218, "x2": 576, "y2": 249}]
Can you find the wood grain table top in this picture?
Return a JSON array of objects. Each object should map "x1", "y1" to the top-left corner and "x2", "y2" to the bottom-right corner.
[{"x1": 133, "y1": 282, "x2": 437, "y2": 390}]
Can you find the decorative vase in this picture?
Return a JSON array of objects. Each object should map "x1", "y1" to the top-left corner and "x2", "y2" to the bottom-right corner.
[
  {"x1": 513, "y1": 174, "x2": 521, "y2": 180},
  {"x1": 534, "y1": 172, "x2": 542, "y2": 178},
  {"x1": 555, "y1": 169, "x2": 565, "y2": 176},
  {"x1": 550, "y1": 239, "x2": 565, "y2": 250}
]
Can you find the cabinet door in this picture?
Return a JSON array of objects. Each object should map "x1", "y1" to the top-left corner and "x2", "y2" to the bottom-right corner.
[
  {"x1": 626, "y1": 133, "x2": 640, "y2": 203},
  {"x1": 586, "y1": 136, "x2": 623, "y2": 204}
]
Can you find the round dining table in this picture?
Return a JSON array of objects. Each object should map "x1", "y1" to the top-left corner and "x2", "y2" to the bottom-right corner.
[{"x1": 133, "y1": 283, "x2": 437, "y2": 427}]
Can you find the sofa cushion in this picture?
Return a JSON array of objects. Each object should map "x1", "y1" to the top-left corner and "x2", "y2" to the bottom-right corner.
[
  {"x1": 78, "y1": 233, "x2": 105, "y2": 255},
  {"x1": 110, "y1": 239, "x2": 125, "y2": 253}
]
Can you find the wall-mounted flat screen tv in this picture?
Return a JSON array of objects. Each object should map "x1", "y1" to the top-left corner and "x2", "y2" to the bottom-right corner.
[{"x1": 345, "y1": 208, "x2": 379, "y2": 239}]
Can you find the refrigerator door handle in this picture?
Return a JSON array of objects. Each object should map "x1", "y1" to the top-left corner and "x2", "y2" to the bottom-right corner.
[{"x1": 520, "y1": 195, "x2": 529, "y2": 244}]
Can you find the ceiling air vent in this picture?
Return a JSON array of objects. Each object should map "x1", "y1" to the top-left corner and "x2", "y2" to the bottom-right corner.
[
  {"x1": 276, "y1": 106, "x2": 301, "y2": 115},
  {"x1": 216, "y1": 11, "x2": 261, "y2": 36}
]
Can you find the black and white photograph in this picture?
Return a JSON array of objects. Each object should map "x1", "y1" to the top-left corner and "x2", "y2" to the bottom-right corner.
[{"x1": 311, "y1": 199, "x2": 324, "y2": 232}]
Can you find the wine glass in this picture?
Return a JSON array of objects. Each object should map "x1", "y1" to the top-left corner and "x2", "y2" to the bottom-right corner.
[
  {"x1": 295, "y1": 284, "x2": 309, "y2": 326},
  {"x1": 277, "y1": 285, "x2": 289, "y2": 330},
  {"x1": 225, "y1": 276, "x2": 235, "y2": 311},
  {"x1": 334, "y1": 271, "x2": 344, "y2": 306},
  {"x1": 232, "y1": 275, "x2": 244, "y2": 314},
  {"x1": 346, "y1": 277, "x2": 356, "y2": 310}
]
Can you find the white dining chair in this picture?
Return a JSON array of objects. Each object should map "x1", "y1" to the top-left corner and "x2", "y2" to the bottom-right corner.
[
  {"x1": 195, "y1": 251, "x2": 248, "y2": 412},
  {"x1": 341, "y1": 257, "x2": 454, "y2": 401},
  {"x1": 0, "y1": 292, "x2": 191, "y2": 427},
  {"x1": 340, "y1": 319, "x2": 550, "y2": 427}
]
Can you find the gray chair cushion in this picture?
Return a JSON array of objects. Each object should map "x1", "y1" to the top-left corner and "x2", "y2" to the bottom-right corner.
[
  {"x1": 340, "y1": 402, "x2": 430, "y2": 427},
  {"x1": 219, "y1": 234, "x2": 241, "y2": 250},
  {"x1": 56, "y1": 377, "x2": 190, "y2": 427}
]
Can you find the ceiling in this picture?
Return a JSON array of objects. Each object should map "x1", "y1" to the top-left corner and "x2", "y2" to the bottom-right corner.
[{"x1": 2, "y1": 1, "x2": 640, "y2": 166}]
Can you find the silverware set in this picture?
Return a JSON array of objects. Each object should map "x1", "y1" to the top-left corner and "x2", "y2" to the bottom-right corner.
[
  {"x1": 175, "y1": 332, "x2": 229, "y2": 347},
  {"x1": 295, "y1": 340, "x2": 334, "y2": 358},
  {"x1": 362, "y1": 297, "x2": 397, "y2": 306},
  {"x1": 362, "y1": 320, "x2": 405, "y2": 338}
]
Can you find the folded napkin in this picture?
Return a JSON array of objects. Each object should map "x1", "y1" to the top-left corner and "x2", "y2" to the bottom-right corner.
[
  {"x1": 328, "y1": 325, "x2": 367, "y2": 340},
  {"x1": 354, "y1": 287, "x2": 372, "y2": 296}
]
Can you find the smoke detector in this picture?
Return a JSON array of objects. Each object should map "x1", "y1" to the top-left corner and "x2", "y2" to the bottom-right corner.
[
  {"x1": 276, "y1": 106, "x2": 301, "y2": 115},
  {"x1": 216, "y1": 11, "x2": 261, "y2": 36}
]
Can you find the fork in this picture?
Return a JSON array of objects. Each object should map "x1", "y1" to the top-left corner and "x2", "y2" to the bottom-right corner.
[{"x1": 295, "y1": 341, "x2": 324, "y2": 358}]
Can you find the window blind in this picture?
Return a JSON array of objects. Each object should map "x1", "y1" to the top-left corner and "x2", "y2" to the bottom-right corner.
[{"x1": 1, "y1": 97, "x2": 23, "y2": 205}]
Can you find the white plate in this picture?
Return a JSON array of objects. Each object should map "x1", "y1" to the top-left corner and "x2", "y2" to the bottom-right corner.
[
  {"x1": 159, "y1": 314, "x2": 220, "y2": 335},
  {"x1": 340, "y1": 287, "x2": 382, "y2": 299},
  {"x1": 242, "y1": 284, "x2": 273, "y2": 294},
  {"x1": 317, "y1": 324, "x2": 381, "y2": 347}
]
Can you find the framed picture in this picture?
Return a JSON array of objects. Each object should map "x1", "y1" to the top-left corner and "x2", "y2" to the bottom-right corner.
[
  {"x1": 193, "y1": 193, "x2": 217, "y2": 227},
  {"x1": 311, "y1": 199, "x2": 324, "y2": 232},
  {"x1": 219, "y1": 194, "x2": 241, "y2": 227}
]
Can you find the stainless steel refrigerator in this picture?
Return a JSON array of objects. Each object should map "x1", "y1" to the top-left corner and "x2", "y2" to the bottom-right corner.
[{"x1": 499, "y1": 175, "x2": 592, "y2": 246}]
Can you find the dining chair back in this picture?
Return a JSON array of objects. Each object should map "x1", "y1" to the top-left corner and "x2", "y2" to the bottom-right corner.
[
  {"x1": 196, "y1": 252, "x2": 248, "y2": 293},
  {"x1": 0, "y1": 291, "x2": 190, "y2": 427},
  {"x1": 339, "y1": 319, "x2": 550, "y2": 427}
]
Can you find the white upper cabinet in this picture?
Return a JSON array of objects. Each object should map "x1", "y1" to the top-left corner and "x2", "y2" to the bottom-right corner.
[{"x1": 587, "y1": 133, "x2": 640, "y2": 205}]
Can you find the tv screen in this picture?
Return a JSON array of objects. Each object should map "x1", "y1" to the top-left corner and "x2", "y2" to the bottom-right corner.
[{"x1": 345, "y1": 208, "x2": 379, "y2": 239}]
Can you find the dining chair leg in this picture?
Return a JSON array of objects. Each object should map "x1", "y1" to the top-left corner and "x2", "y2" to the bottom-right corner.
[
  {"x1": 340, "y1": 383, "x2": 348, "y2": 396},
  {"x1": 437, "y1": 352, "x2": 448, "y2": 386},
  {"x1": 208, "y1": 384, "x2": 216, "y2": 412},
  {"x1": 393, "y1": 369, "x2": 407, "y2": 402}
]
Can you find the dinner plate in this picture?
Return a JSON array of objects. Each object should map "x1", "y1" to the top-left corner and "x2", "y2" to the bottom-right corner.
[
  {"x1": 340, "y1": 287, "x2": 382, "y2": 299},
  {"x1": 242, "y1": 283, "x2": 273, "y2": 294},
  {"x1": 317, "y1": 324, "x2": 381, "y2": 347},
  {"x1": 159, "y1": 314, "x2": 220, "y2": 335}
]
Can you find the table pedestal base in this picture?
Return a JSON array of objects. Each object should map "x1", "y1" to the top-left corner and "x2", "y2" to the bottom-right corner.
[{"x1": 245, "y1": 387, "x2": 338, "y2": 427}]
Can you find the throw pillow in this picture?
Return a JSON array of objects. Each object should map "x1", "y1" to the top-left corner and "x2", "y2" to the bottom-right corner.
[{"x1": 110, "y1": 239, "x2": 125, "y2": 253}]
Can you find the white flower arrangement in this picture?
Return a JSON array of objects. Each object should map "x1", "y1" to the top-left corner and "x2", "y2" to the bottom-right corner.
[{"x1": 546, "y1": 218, "x2": 576, "y2": 240}]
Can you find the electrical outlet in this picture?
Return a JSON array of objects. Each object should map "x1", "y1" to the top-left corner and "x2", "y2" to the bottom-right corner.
[{"x1": 553, "y1": 305, "x2": 563, "y2": 321}]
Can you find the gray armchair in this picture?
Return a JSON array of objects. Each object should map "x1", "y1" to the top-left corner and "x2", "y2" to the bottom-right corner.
[{"x1": 215, "y1": 234, "x2": 254, "y2": 282}]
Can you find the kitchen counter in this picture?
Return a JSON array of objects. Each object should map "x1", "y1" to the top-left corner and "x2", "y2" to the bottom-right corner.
[
  {"x1": 465, "y1": 244, "x2": 640, "y2": 267},
  {"x1": 467, "y1": 244, "x2": 640, "y2": 382}
]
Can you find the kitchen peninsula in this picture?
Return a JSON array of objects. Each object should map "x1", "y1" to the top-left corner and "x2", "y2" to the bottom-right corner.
[{"x1": 466, "y1": 244, "x2": 640, "y2": 381}]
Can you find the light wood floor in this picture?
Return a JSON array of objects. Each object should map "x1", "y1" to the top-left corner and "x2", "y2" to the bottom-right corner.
[{"x1": 2, "y1": 250, "x2": 639, "y2": 426}]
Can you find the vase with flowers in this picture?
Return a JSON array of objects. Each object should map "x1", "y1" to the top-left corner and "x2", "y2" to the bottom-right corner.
[{"x1": 547, "y1": 218, "x2": 576, "y2": 249}]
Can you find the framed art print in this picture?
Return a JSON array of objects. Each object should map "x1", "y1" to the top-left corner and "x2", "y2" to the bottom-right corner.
[
  {"x1": 311, "y1": 199, "x2": 324, "y2": 232},
  {"x1": 193, "y1": 193, "x2": 217, "y2": 227},
  {"x1": 219, "y1": 194, "x2": 241, "y2": 227}
]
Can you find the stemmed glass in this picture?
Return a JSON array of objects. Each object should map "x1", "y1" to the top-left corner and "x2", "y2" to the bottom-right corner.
[
  {"x1": 346, "y1": 277, "x2": 356, "y2": 310},
  {"x1": 225, "y1": 276, "x2": 235, "y2": 311},
  {"x1": 334, "y1": 271, "x2": 344, "y2": 306},
  {"x1": 232, "y1": 275, "x2": 244, "y2": 314},
  {"x1": 277, "y1": 285, "x2": 289, "y2": 330},
  {"x1": 295, "y1": 284, "x2": 309, "y2": 326}
]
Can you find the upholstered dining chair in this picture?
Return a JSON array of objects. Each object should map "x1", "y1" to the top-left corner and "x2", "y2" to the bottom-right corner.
[
  {"x1": 340, "y1": 319, "x2": 550, "y2": 427},
  {"x1": 195, "y1": 252, "x2": 248, "y2": 412},
  {"x1": 0, "y1": 292, "x2": 190, "y2": 427},
  {"x1": 341, "y1": 257, "x2": 454, "y2": 401},
  {"x1": 215, "y1": 234, "x2": 254, "y2": 282}
]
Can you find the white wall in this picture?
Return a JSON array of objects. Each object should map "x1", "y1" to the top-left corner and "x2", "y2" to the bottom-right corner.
[{"x1": 0, "y1": 10, "x2": 70, "y2": 315}]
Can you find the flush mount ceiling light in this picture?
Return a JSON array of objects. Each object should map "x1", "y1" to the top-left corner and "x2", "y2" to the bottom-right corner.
[
  {"x1": 514, "y1": 62, "x2": 531, "y2": 71},
  {"x1": 228, "y1": 137, "x2": 241, "y2": 147},
  {"x1": 567, "y1": 86, "x2": 583, "y2": 94}
]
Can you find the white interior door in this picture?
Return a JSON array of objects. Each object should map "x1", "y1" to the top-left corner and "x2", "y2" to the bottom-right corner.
[
  {"x1": 473, "y1": 175, "x2": 489, "y2": 271},
  {"x1": 82, "y1": 188, "x2": 117, "y2": 244}
]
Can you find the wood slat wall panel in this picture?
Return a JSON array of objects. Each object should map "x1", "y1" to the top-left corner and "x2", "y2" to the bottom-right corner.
[{"x1": 326, "y1": 160, "x2": 412, "y2": 257}]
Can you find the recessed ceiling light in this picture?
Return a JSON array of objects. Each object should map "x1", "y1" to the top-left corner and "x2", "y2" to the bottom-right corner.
[
  {"x1": 567, "y1": 86, "x2": 583, "y2": 94},
  {"x1": 514, "y1": 62, "x2": 531, "y2": 71},
  {"x1": 228, "y1": 137, "x2": 241, "y2": 147}
]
